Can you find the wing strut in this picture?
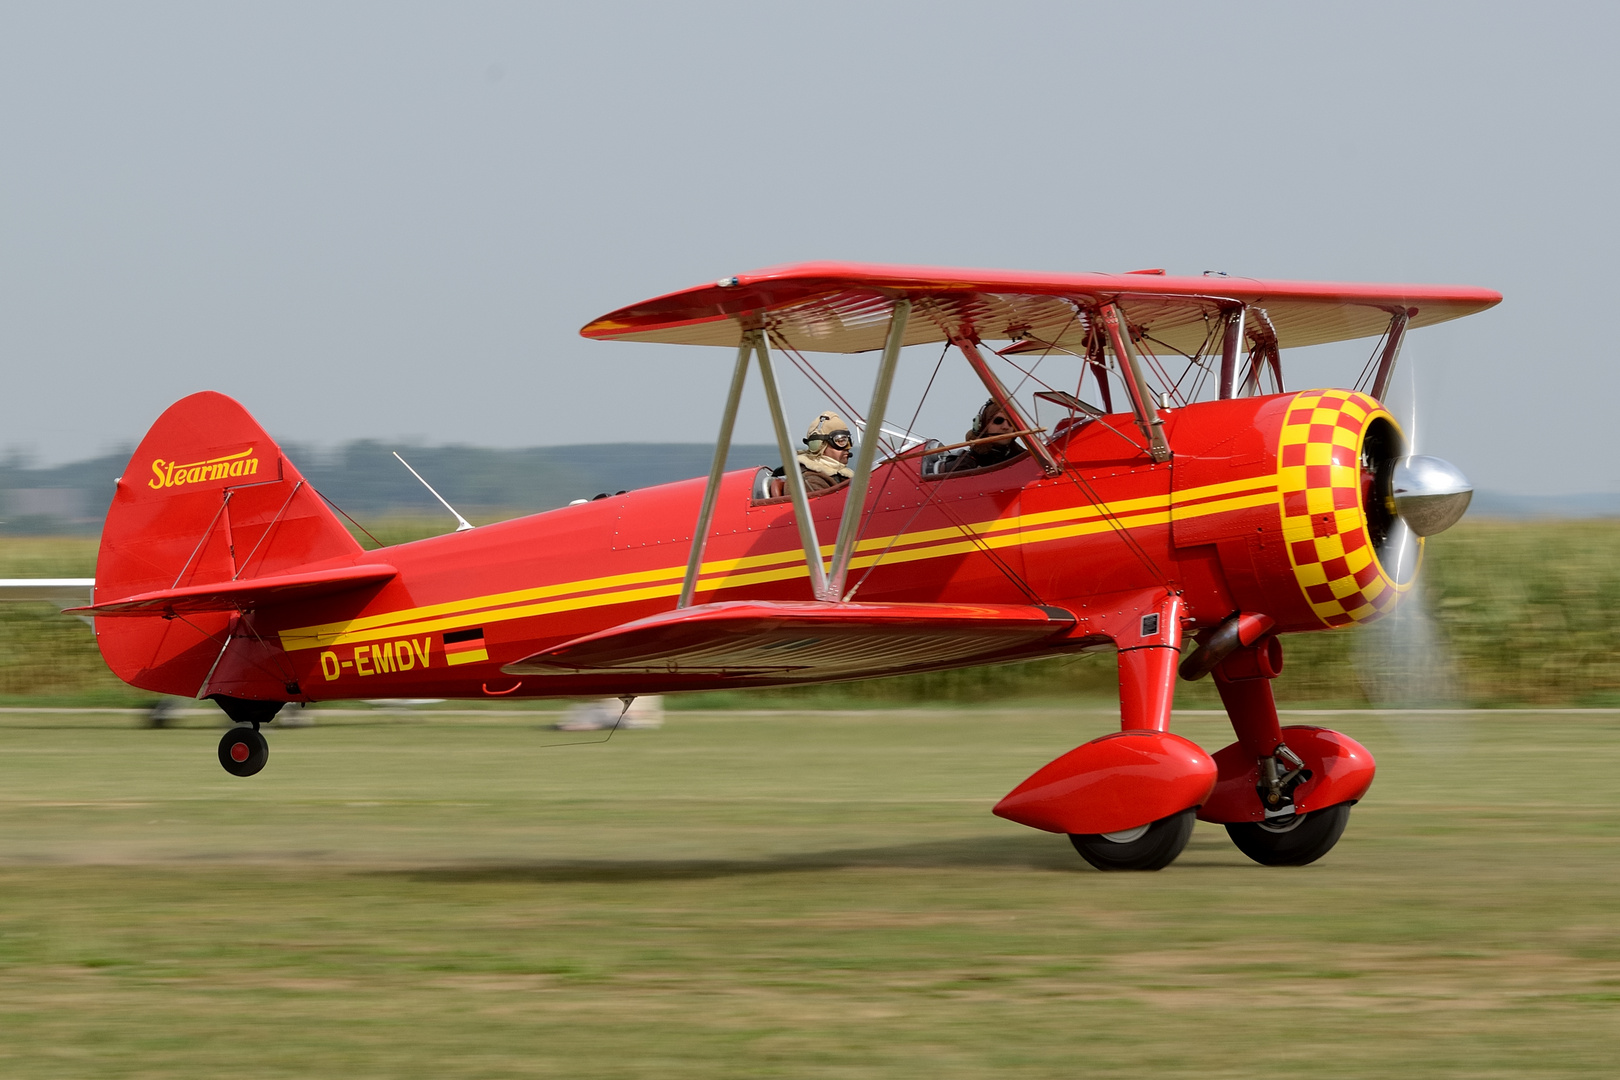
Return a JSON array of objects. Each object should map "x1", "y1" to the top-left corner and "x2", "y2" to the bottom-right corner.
[
  {"x1": 1241, "y1": 308, "x2": 1283, "y2": 396},
  {"x1": 826, "y1": 299, "x2": 909, "y2": 598},
  {"x1": 1370, "y1": 310, "x2": 1411, "y2": 402},
  {"x1": 754, "y1": 331, "x2": 830, "y2": 599},
  {"x1": 677, "y1": 326, "x2": 835, "y2": 608},
  {"x1": 678, "y1": 333, "x2": 754, "y2": 609},
  {"x1": 678, "y1": 301, "x2": 947, "y2": 606},
  {"x1": 1100, "y1": 304, "x2": 1172, "y2": 462},
  {"x1": 1218, "y1": 307, "x2": 1246, "y2": 400}
]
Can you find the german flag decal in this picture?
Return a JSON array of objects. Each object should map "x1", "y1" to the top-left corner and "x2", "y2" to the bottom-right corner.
[{"x1": 443, "y1": 627, "x2": 488, "y2": 666}]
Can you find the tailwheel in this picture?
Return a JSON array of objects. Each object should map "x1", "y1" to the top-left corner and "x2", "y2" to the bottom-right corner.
[
  {"x1": 1068, "y1": 808, "x2": 1196, "y2": 871},
  {"x1": 218, "y1": 725, "x2": 269, "y2": 777},
  {"x1": 1224, "y1": 803, "x2": 1352, "y2": 866}
]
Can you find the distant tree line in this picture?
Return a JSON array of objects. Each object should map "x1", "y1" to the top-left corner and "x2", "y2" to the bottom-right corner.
[{"x1": 0, "y1": 441, "x2": 783, "y2": 535}]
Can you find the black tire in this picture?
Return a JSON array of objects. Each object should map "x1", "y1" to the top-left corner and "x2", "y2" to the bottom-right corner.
[
  {"x1": 1224, "y1": 802, "x2": 1352, "y2": 866},
  {"x1": 1069, "y1": 808, "x2": 1196, "y2": 871},
  {"x1": 210, "y1": 695, "x2": 285, "y2": 726},
  {"x1": 218, "y1": 726, "x2": 269, "y2": 777}
]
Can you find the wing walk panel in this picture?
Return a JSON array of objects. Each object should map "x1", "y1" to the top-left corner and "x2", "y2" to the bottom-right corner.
[{"x1": 503, "y1": 600, "x2": 1078, "y2": 679}]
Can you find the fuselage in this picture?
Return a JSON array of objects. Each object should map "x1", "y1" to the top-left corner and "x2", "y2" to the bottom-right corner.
[{"x1": 131, "y1": 389, "x2": 1408, "y2": 702}]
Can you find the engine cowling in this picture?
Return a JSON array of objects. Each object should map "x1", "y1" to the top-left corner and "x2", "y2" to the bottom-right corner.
[{"x1": 1171, "y1": 390, "x2": 1469, "y2": 633}]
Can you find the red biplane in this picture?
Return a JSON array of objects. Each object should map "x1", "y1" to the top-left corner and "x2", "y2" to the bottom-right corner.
[{"x1": 75, "y1": 262, "x2": 1497, "y2": 870}]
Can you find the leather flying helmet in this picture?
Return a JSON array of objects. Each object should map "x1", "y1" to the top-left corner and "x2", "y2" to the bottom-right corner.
[{"x1": 804, "y1": 411, "x2": 852, "y2": 455}]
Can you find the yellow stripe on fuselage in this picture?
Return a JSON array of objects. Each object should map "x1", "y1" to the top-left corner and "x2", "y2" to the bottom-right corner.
[{"x1": 277, "y1": 474, "x2": 1280, "y2": 652}]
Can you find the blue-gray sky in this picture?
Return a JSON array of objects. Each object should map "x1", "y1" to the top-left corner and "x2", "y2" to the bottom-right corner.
[{"x1": 1, "y1": 2, "x2": 1612, "y2": 494}]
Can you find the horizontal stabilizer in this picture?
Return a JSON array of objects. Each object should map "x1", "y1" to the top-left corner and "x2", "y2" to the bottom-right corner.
[
  {"x1": 504, "y1": 600, "x2": 1076, "y2": 680},
  {"x1": 69, "y1": 564, "x2": 397, "y2": 617},
  {"x1": 0, "y1": 578, "x2": 95, "y2": 604}
]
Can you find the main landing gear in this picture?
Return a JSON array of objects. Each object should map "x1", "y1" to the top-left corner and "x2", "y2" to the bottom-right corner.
[
  {"x1": 210, "y1": 696, "x2": 284, "y2": 778},
  {"x1": 1199, "y1": 641, "x2": 1374, "y2": 867},
  {"x1": 992, "y1": 599, "x2": 1377, "y2": 871}
]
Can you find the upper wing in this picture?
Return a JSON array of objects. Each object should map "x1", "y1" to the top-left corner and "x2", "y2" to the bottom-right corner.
[
  {"x1": 503, "y1": 599, "x2": 1079, "y2": 681},
  {"x1": 581, "y1": 261, "x2": 1501, "y2": 355},
  {"x1": 68, "y1": 564, "x2": 397, "y2": 617}
]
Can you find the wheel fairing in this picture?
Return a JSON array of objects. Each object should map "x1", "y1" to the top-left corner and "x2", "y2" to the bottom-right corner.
[
  {"x1": 994, "y1": 730, "x2": 1216, "y2": 835},
  {"x1": 1198, "y1": 725, "x2": 1375, "y2": 824}
]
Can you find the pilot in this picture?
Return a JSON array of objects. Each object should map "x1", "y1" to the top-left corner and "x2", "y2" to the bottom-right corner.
[
  {"x1": 941, "y1": 398, "x2": 1024, "y2": 472},
  {"x1": 776, "y1": 411, "x2": 854, "y2": 493}
]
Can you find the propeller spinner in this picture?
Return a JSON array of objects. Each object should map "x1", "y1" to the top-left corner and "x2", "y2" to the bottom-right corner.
[{"x1": 1386, "y1": 455, "x2": 1473, "y2": 537}]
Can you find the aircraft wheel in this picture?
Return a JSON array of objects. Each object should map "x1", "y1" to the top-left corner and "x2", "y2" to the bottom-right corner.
[
  {"x1": 1224, "y1": 803, "x2": 1352, "y2": 866},
  {"x1": 1068, "y1": 808, "x2": 1196, "y2": 871},
  {"x1": 218, "y1": 726, "x2": 269, "y2": 777}
]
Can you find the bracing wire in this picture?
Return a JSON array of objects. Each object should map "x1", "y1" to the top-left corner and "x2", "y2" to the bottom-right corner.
[
  {"x1": 841, "y1": 343, "x2": 947, "y2": 577},
  {"x1": 231, "y1": 481, "x2": 303, "y2": 581},
  {"x1": 998, "y1": 350, "x2": 1062, "y2": 397},
  {"x1": 860, "y1": 342, "x2": 949, "y2": 509},
  {"x1": 1353, "y1": 325, "x2": 1392, "y2": 394},
  {"x1": 314, "y1": 487, "x2": 386, "y2": 549},
  {"x1": 847, "y1": 464, "x2": 1043, "y2": 605},
  {"x1": 235, "y1": 611, "x2": 303, "y2": 690},
  {"x1": 1059, "y1": 466, "x2": 1171, "y2": 586},
  {"x1": 1163, "y1": 318, "x2": 1224, "y2": 403},
  {"x1": 173, "y1": 610, "x2": 301, "y2": 695},
  {"x1": 1007, "y1": 306, "x2": 1078, "y2": 397},
  {"x1": 1135, "y1": 337, "x2": 1189, "y2": 407},
  {"x1": 839, "y1": 340, "x2": 1043, "y2": 604},
  {"x1": 769, "y1": 329, "x2": 866, "y2": 429},
  {"x1": 842, "y1": 340, "x2": 1042, "y2": 604}
]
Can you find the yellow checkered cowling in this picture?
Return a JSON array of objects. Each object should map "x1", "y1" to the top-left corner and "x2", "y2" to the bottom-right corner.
[{"x1": 1276, "y1": 390, "x2": 1415, "y2": 628}]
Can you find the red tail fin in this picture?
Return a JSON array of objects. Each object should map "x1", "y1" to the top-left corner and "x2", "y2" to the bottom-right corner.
[{"x1": 95, "y1": 391, "x2": 363, "y2": 698}]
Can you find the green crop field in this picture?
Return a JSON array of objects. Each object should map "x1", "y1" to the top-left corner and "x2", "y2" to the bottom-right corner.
[{"x1": 1, "y1": 706, "x2": 1616, "y2": 1078}]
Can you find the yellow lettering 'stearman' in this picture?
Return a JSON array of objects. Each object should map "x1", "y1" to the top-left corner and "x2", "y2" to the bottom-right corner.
[{"x1": 148, "y1": 448, "x2": 260, "y2": 490}]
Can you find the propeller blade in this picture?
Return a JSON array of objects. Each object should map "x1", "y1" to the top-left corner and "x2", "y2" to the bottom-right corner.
[{"x1": 1353, "y1": 342, "x2": 1464, "y2": 707}]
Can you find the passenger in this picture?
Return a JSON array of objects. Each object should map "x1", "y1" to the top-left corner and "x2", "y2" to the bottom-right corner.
[
  {"x1": 941, "y1": 399, "x2": 1024, "y2": 472},
  {"x1": 774, "y1": 411, "x2": 854, "y2": 493}
]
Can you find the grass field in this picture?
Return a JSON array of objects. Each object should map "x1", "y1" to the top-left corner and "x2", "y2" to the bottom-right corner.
[{"x1": 1, "y1": 705, "x2": 1617, "y2": 1078}]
